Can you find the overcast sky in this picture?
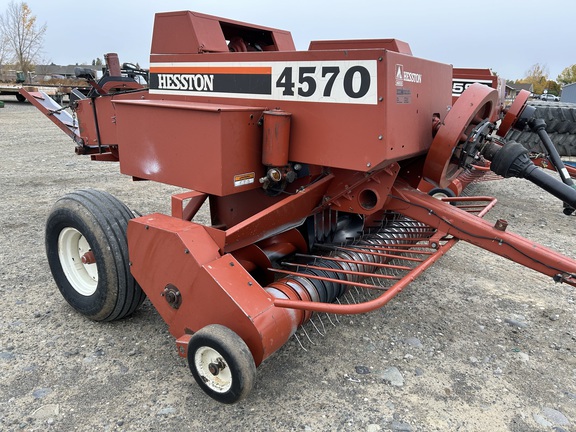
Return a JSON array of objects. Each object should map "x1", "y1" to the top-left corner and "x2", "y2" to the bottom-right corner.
[{"x1": 7, "y1": 0, "x2": 574, "y2": 81}]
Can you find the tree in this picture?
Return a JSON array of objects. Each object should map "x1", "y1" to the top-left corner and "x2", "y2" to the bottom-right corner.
[
  {"x1": 557, "y1": 64, "x2": 576, "y2": 86},
  {"x1": 544, "y1": 80, "x2": 561, "y2": 96},
  {"x1": 522, "y1": 63, "x2": 549, "y2": 94},
  {"x1": 0, "y1": 1, "x2": 46, "y2": 74},
  {"x1": 0, "y1": 29, "x2": 11, "y2": 80}
]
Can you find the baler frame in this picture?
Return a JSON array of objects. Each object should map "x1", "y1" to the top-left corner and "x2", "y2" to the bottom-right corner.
[{"x1": 20, "y1": 10, "x2": 576, "y2": 404}]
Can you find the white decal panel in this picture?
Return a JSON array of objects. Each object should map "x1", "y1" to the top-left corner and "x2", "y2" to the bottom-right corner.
[
  {"x1": 452, "y1": 78, "x2": 493, "y2": 97},
  {"x1": 149, "y1": 60, "x2": 378, "y2": 105}
]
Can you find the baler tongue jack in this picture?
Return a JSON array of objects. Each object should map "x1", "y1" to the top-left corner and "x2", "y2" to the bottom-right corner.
[{"x1": 20, "y1": 10, "x2": 576, "y2": 404}]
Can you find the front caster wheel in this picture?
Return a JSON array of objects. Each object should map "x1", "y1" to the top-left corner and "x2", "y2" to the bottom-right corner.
[
  {"x1": 187, "y1": 325, "x2": 256, "y2": 404},
  {"x1": 428, "y1": 187, "x2": 456, "y2": 199}
]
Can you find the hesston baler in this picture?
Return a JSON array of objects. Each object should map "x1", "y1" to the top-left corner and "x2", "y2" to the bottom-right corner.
[{"x1": 21, "y1": 11, "x2": 576, "y2": 403}]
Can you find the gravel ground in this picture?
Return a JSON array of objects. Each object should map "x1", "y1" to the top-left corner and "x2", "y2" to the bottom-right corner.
[{"x1": 0, "y1": 95, "x2": 575, "y2": 431}]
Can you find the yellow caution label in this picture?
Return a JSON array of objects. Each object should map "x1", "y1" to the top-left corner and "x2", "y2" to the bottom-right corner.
[{"x1": 234, "y1": 172, "x2": 255, "y2": 187}]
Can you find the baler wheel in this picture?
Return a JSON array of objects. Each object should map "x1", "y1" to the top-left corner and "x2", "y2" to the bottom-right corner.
[
  {"x1": 45, "y1": 189, "x2": 145, "y2": 321},
  {"x1": 428, "y1": 187, "x2": 456, "y2": 199},
  {"x1": 187, "y1": 325, "x2": 256, "y2": 404}
]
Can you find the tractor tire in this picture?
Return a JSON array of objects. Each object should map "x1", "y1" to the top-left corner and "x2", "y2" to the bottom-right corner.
[
  {"x1": 505, "y1": 129, "x2": 542, "y2": 152},
  {"x1": 45, "y1": 189, "x2": 145, "y2": 321},
  {"x1": 505, "y1": 102, "x2": 576, "y2": 157},
  {"x1": 555, "y1": 133, "x2": 576, "y2": 157},
  {"x1": 505, "y1": 129, "x2": 576, "y2": 157},
  {"x1": 527, "y1": 102, "x2": 576, "y2": 134},
  {"x1": 187, "y1": 325, "x2": 256, "y2": 404}
]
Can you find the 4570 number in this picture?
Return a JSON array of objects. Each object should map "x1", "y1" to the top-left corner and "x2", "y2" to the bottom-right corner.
[{"x1": 271, "y1": 61, "x2": 376, "y2": 103}]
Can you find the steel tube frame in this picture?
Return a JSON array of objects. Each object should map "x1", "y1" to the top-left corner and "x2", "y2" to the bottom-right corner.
[{"x1": 387, "y1": 183, "x2": 576, "y2": 285}]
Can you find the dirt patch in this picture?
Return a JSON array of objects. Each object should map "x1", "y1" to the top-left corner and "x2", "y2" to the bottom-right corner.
[{"x1": 0, "y1": 96, "x2": 574, "y2": 431}]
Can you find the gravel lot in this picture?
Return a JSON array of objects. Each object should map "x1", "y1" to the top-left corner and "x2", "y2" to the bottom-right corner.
[{"x1": 0, "y1": 95, "x2": 575, "y2": 431}]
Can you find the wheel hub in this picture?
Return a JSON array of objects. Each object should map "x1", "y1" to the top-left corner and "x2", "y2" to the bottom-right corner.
[
  {"x1": 194, "y1": 347, "x2": 233, "y2": 393},
  {"x1": 208, "y1": 358, "x2": 226, "y2": 376},
  {"x1": 58, "y1": 227, "x2": 98, "y2": 296},
  {"x1": 81, "y1": 251, "x2": 96, "y2": 265}
]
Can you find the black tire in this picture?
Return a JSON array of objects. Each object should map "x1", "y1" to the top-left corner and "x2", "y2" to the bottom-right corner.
[
  {"x1": 556, "y1": 133, "x2": 576, "y2": 157},
  {"x1": 428, "y1": 187, "x2": 456, "y2": 198},
  {"x1": 45, "y1": 189, "x2": 145, "y2": 321},
  {"x1": 506, "y1": 129, "x2": 570, "y2": 155},
  {"x1": 187, "y1": 325, "x2": 256, "y2": 404},
  {"x1": 505, "y1": 103, "x2": 576, "y2": 156},
  {"x1": 527, "y1": 102, "x2": 576, "y2": 134},
  {"x1": 15, "y1": 93, "x2": 26, "y2": 102}
]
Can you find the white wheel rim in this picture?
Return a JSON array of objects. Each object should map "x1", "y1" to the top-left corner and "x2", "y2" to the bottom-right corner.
[
  {"x1": 432, "y1": 192, "x2": 450, "y2": 199},
  {"x1": 194, "y1": 346, "x2": 232, "y2": 393},
  {"x1": 58, "y1": 227, "x2": 98, "y2": 296}
]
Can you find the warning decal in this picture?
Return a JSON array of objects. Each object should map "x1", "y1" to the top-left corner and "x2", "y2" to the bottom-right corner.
[{"x1": 234, "y1": 172, "x2": 255, "y2": 187}]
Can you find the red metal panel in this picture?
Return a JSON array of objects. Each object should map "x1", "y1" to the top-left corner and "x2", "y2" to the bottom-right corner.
[
  {"x1": 127, "y1": 215, "x2": 221, "y2": 327},
  {"x1": 452, "y1": 68, "x2": 504, "y2": 119},
  {"x1": 128, "y1": 214, "x2": 298, "y2": 365},
  {"x1": 148, "y1": 49, "x2": 452, "y2": 172},
  {"x1": 151, "y1": 10, "x2": 295, "y2": 55},
  {"x1": 113, "y1": 99, "x2": 266, "y2": 196},
  {"x1": 74, "y1": 94, "x2": 134, "y2": 150},
  {"x1": 151, "y1": 11, "x2": 228, "y2": 54},
  {"x1": 308, "y1": 39, "x2": 412, "y2": 55}
]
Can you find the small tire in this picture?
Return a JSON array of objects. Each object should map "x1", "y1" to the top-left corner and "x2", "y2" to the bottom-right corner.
[
  {"x1": 15, "y1": 93, "x2": 26, "y2": 102},
  {"x1": 187, "y1": 325, "x2": 256, "y2": 404},
  {"x1": 45, "y1": 189, "x2": 145, "y2": 321},
  {"x1": 428, "y1": 187, "x2": 456, "y2": 199}
]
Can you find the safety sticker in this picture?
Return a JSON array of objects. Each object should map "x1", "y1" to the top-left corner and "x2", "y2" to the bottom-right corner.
[{"x1": 234, "y1": 172, "x2": 255, "y2": 187}]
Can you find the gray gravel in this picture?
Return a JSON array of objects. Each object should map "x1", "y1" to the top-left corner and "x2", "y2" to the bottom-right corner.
[{"x1": 1, "y1": 96, "x2": 575, "y2": 431}]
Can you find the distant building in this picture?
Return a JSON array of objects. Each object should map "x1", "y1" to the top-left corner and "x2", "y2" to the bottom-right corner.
[
  {"x1": 506, "y1": 82, "x2": 534, "y2": 100},
  {"x1": 560, "y1": 82, "x2": 576, "y2": 103}
]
